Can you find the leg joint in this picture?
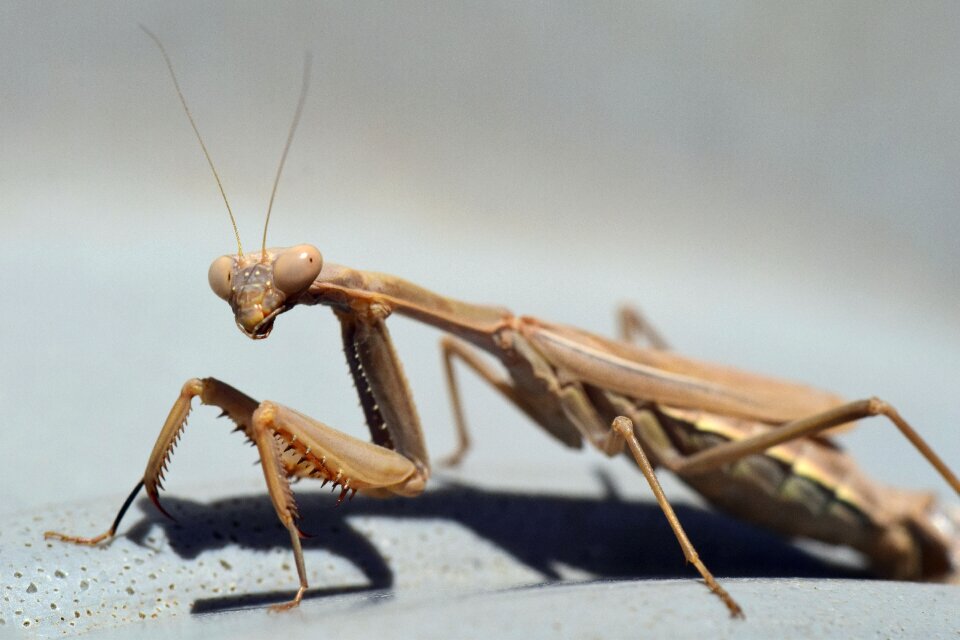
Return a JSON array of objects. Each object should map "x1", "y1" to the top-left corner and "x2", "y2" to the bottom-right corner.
[
  {"x1": 611, "y1": 416, "x2": 634, "y2": 437},
  {"x1": 252, "y1": 401, "x2": 279, "y2": 432},
  {"x1": 867, "y1": 396, "x2": 891, "y2": 416}
]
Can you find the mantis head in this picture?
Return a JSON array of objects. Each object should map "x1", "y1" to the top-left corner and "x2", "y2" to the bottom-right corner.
[
  {"x1": 208, "y1": 245, "x2": 323, "y2": 339},
  {"x1": 141, "y1": 27, "x2": 314, "y2": 339}
]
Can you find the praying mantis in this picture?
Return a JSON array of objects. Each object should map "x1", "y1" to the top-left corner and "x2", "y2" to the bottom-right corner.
[{"x1": 45, "y1": 30, "x2": 960, "y2": 618}]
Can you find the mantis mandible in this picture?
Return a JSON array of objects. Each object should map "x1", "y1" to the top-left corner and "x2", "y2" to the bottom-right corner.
[{"x1": 46, "y1": 30, "x2": 960, "y2": 618}]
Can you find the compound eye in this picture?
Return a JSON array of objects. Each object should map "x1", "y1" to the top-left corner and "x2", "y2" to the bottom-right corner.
[
  {"x1": 273, "y1": 244, "x2": 323, "y2": 296},
  {"x1": 208, "y1": 255, "x2": 235, "y2": 300}
]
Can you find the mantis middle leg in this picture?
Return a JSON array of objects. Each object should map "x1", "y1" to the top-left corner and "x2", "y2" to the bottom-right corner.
[{"x1": 437, "y1": 335, "x2": 744, "y2": 616}]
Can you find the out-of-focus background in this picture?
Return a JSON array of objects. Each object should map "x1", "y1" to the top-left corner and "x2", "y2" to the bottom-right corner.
[{"x1": 1, "y1": 2, "x2": 959, "y2": 637}]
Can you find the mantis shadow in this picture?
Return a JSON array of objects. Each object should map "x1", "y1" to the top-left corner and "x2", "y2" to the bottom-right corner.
[{"x1": 121, "y1": 469, "x2": 866, "y2": 614}]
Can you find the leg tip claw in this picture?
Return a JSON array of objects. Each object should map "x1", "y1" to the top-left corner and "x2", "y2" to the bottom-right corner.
[
  {"x1": 267, "y1": 587, "x2": 305, "y2": 613},
  {"x1": 295, "y1": 524, "x2": 315, "y2": 539},
  {"x1": 43, "y1": 530, "x2": 114, "y2": 546},
  {"x1": 147, "y1": 489, "x2": 178, "y2": 522},
  {"x1": 437, "y1": 452, "x2": 466, "y2": 469}
]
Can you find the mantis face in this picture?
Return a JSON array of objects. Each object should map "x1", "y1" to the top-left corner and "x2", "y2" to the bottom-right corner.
[{"x1": 208, "y1": 244, "x2": 323, "y2": 339}]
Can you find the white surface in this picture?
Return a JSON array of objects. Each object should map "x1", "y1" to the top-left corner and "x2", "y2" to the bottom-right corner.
[
  {"x1": 2, "y1": 2, "x2": 959, "y2": 637},
  {"x1": 2, "y1": 464, "x2": 945, "y2": 637}
]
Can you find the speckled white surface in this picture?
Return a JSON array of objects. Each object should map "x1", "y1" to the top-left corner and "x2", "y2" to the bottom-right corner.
[
  {"x1": 3, "y1": 2, "x2": 960, "y2": 638},
  {"x1": 6, "y1": 463, "x2": 954, "y2": 638},
  {"x1": 5, "y1": 470, "x2": 960, "y2": 638},
  {"x1": 3, "y1": 489, "x2": 541, "y2": 634}
]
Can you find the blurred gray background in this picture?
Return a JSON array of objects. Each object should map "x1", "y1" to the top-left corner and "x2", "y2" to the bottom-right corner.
[{"x1": 1, "y1": 3, "x2": 959, "y2": 630}]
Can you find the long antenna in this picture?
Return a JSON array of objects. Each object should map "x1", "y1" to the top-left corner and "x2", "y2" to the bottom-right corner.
[
  {"x1": 140, "y1": 24, "x2": 244, "y2": 257},
  {"x1": 261, "y1": 52, "x2": 312, "y2": 259}
]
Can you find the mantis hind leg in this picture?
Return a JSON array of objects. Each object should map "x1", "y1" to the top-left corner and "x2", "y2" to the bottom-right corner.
[
  {"x1": 630, "y1": 399, "x2": 960, "y2": 582},
  {"x1": 669, "y1": 398, "x2": 960, "y2": 497}
]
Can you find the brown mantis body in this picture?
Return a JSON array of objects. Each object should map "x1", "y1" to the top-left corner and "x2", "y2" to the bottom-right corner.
[{"x1": 45, "y1": 31, "x2": 960, "y2": 618}]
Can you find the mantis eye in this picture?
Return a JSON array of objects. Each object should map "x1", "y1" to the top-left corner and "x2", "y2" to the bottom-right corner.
[
  {"x1": 273, "y1": 244, "x2": 323, "y2": 296},
  {"x1": 208, "y1": 255, "x2": 235, "y2": 300}
]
